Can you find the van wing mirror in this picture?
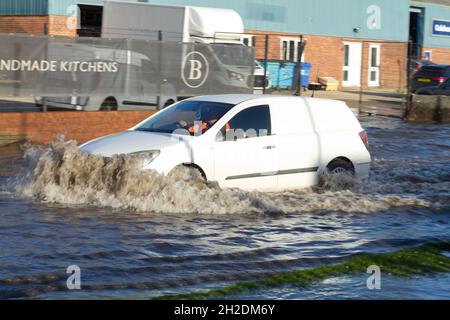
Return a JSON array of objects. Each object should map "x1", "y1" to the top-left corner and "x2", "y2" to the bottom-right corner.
[{"x1": 216, "y1": 126, "x2": 241, "y2": 142}]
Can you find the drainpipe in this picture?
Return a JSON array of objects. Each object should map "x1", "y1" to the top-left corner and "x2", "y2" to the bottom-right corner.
[{"x1": 263, "y1": 34, "x2": 269, "y2": 94}]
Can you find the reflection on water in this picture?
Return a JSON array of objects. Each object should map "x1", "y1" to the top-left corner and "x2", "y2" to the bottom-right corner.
[
  {"x1": 233, "y1": 274, "x2": 450, "y2": 300},
  {"x1": 0, "y1": 116, "x2": 449, "y2": 299}
]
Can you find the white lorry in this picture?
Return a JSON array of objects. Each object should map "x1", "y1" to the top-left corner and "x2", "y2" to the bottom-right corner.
[
  {"x1": 36, "y1": 1, "x2": 268, "y2": 111},
  {"x1": 101, "y1": 1, "x2": 269, "y2": 94}
]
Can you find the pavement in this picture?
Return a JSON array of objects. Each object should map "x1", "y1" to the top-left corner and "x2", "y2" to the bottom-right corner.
[
  {"x1": 0, "y1": 96, "x2": 38, "y2": 112},
  {"x1": 272, "y1": 88, "x2": 406, "y2": 118},
  {"x1": 0, "y1": 88, "x2": 406, "y2": 117}
]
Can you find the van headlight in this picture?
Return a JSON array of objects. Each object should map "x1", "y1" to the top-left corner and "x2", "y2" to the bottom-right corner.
[
  {"x1": 130, "y1": 150, "x2": 160, "y2": 167},
  {"x1": 227, "y1": 70, "x2": 245, "y2": 81}
]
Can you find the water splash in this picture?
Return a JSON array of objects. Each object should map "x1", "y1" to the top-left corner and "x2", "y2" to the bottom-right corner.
[{"x1": 7, "y1": 140, "x2": 436, "y2": 215}]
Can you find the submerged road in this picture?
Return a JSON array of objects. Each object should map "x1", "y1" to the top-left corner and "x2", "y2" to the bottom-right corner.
[{"x1": 0, "y1": 116, "x2": 448, "y2": 299}]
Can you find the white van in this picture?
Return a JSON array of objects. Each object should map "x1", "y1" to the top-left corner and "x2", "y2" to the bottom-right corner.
[{"x1": 80, "y1": 95, "x2": 371, "y2": 191}]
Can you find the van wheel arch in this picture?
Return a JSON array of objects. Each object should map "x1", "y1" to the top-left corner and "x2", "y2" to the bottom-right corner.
[
  {"x1": 326, "y1": 157, "x2": 355, "y2": 175},
  {"x1": 167, "y1": 163, "x2": 207, "y2": 181},
  {"x1": 181, "y1": 163, "x2": 207, "y2": 181}
]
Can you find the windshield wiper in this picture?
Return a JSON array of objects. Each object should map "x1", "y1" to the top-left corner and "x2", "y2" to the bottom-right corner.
[{"x1": 136, "y1": 128, "x2": 172, "y2": 133}]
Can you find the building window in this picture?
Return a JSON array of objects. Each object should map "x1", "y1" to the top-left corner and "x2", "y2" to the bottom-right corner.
[
  {"x1": 280, "y1": 38, "x2": 305, "y2": 62},
  {"x1": 241, "y1": 35, "x2": 256, "y2": 47},
  {"x1": 423, "y1": 50, "x2": 432, "y2": 62},
  {"x1": 344, "y1": 44, "x2": 350, "y2": 67},
  {"x1": 344, "y1": 71, "x2": 349, "y2": 82},
  {"x1": 370, "y1": 47, "x2": 377, "y2": 67}
]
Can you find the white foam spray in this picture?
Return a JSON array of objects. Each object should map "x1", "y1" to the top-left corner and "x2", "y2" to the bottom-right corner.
[{"x1": 8, "y1": 140, "x2": 436, "y2": 215}]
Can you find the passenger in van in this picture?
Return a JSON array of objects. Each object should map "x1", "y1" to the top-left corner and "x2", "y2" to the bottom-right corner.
[
  {"x1": 183, "y1": 108, "x2": 225, "y2": 135},
  {"x1": 187, "y1": 122, "x2": 207, "y2": 134}
]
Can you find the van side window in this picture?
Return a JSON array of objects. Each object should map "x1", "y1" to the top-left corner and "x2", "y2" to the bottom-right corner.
[{"x1": 218, "y1": 105, "x2": 271, "y2": 141}]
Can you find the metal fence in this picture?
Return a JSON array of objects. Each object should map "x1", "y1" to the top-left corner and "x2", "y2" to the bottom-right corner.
[
  {"x1": 0, "y1": 32, "x2": 254, "y2": 111},
  {"x1": 0, "y1": 28, "x2": 422, "y2": 116}
]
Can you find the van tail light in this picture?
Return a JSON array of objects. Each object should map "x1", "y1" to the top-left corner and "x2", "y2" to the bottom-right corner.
[
  {"x1": 433, "y1": 76, "x2": 445, "y2": 83},
  {"x1": 359, "y1": 130, "x2": 369, "y2": 150}
]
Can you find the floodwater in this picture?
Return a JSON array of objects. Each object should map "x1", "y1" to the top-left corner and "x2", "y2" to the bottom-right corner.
[{"x1": 0, "y1": 116, "x2": 448, "y2": 299}]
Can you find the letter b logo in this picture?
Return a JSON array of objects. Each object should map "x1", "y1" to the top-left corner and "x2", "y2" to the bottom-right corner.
[
  {"x1": 182, "y1": 51, "x2": 209, "y2": 88},
  {"x1": 188, "y1": 60, "x2": 203, "y2": 80}
]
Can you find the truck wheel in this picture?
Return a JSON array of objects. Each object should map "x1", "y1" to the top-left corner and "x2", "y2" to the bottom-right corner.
[
  {"x1": 100, "y1": 98, "x2": 118, "y2": 111},
  {"x1": 164, "y1": 99, "x2": 175, "y2": 108}
]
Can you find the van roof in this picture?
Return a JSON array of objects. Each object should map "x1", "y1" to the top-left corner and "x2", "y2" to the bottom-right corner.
[{"x1": 189, "y1": 94, "x2": 344, "y2": 106}]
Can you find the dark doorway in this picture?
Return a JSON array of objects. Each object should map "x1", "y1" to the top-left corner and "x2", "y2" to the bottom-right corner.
[
  {"x1": 409, "y1": 8, "x2": 424, "y2": 59},
  {"x1": 77, "y1": 5, "x2": 103, "y2": 37}
]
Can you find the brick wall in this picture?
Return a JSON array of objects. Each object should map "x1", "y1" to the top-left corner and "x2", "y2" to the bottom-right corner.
[
  {"x1": 377, "y1": 42, "x2": 408, "y2": 89},
  {"x1": 306, "y1": 35, "x2": 344, "y2": 85},
  {"x1": 0, "y1": 15, "x2": 76, "y2": 37},
  {"x1": 0, "y1": 110, "x2": 156, "y2": 145},
  {"x1": 48, "y1": 15, "x2": 76, "y2": 37},
  {"x1": 422, "y1": 47, "x2": 450, "y2": 65},
  {"x1": 0, "y1": 16, "x2": 48, "y2": 35},
  {"x1": 247, "y1": 30, "x2": 408, "y2": 91},
  {"x1": 360, "y1": 41, "x2": 408, "y2": 90}
]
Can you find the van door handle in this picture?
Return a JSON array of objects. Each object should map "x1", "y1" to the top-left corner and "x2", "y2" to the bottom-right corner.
[{"x1": 263, "y1": 145, "x2": 276, "y2": 150}]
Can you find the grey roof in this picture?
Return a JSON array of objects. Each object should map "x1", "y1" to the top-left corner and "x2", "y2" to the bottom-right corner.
[
  {"x1": 186, "y1": 94, "x2": 340, "y2": 105},
  {"x1": 188, "y1": 94, "x2": 267, "y2": 104}
]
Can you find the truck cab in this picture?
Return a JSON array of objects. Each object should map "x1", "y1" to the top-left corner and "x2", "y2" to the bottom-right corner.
[{"x1": 185, "y1": 6, "x2": 270, "y2": 93}]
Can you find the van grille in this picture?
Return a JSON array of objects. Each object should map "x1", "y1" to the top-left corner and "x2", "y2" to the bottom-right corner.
[{"x1": 254, "y1": 75, "x2": 268, "y2": 88}]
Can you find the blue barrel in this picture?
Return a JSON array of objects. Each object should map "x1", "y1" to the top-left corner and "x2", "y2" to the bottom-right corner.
[{"x1": 259, "y1": 61, "x2": 312, "y2": 89}]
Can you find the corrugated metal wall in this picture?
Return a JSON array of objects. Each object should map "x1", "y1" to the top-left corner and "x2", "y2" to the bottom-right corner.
[
  {"x1": 48, "y1": 0, "x2": 77, "y2": 16},
  {"x1": 8, "y1": 0, "x2": 450, "y2": 44},
  {"x1": 413, "y1": 1, "x2": 450, "y2": 48},
  {"x1": 85, "y1": 0, "x2": 411, "y2": 41},
  {"x1": 0, "y1": 0, "x2": 48, "y2": 15}
]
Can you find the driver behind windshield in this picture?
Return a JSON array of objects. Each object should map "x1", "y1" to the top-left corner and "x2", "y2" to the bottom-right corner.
[
  {"x1": 178, "y1": 106, "x2": 223, "y2": 135},
  {"x1": 135, "y1": 101, "x2": 234, "y2": 135}
]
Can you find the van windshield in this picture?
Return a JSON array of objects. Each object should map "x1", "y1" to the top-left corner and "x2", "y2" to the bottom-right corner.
[
  {"x1": 135, "y1": 100, "x2": 235, "y2": 135},
  {"x1": 213, "y1": 44, "x2": 253, "y2": 66}
]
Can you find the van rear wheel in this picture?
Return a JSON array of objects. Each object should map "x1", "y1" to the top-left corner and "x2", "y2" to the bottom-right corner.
[
  {"x1": 327, "y1": 159, "x2": 354, "y2": 175},
  {"x1": 319, "y1": 158, "x2": 355, "y2": 189}
]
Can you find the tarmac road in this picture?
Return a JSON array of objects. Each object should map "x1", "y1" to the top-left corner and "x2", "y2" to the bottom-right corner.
[{"x1": 0, "y1": 89, "x2": 406, "y2": 117}]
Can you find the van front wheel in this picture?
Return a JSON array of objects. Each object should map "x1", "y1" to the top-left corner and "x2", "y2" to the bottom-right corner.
[{"x1": 168, "y1": 164, "x2": 207, "y2": 182}]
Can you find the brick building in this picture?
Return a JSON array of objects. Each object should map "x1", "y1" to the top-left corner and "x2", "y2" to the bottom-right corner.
[{"x1": 0, "y1": 0, "x2": 449, "y2": 90}]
